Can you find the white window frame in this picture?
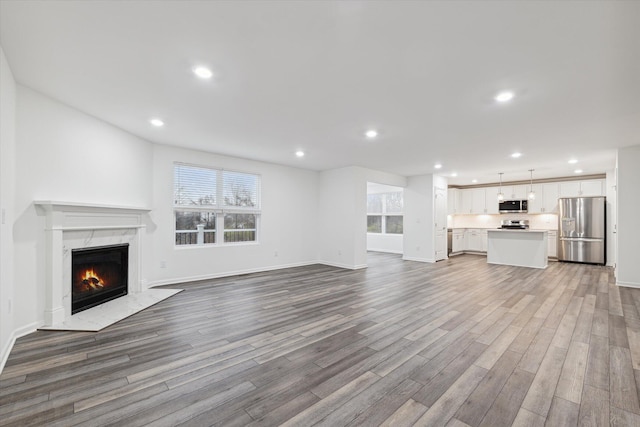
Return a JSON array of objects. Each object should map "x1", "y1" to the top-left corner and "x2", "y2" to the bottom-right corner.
[
  {"x1": 366, "y1": 191, "x2": 403, "y2": 235},
  {"x1": 174, "y1": 162, "x2": 261, "y2": 247}
]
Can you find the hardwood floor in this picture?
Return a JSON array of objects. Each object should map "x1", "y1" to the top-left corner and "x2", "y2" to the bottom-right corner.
[{"x1": 2, "y1": 253, "x2": 640, "y2": 426}]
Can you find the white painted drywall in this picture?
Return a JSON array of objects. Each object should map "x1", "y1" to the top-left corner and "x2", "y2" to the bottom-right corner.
[
  {"x1": 147, "y1": 144, "x2": 319, "y2": 285},
  {"x1": 12, "y1": 86, "x2": 154, "y2": 331},
  {"x1": 0, "y1": 47, "x2": 17, "y2": 370},
  {"x1": 403, "y1": 174, "x2": 435, "y2": 262},
  {"x1": 616, "y1": 145, "x2": 640, "y2": 287},
  {"x1": 606, "y1": 169, "x2": 617, "y2": 268},
  {"x1": 366, "y1": 233, "x2": 403, "y2": 254}
]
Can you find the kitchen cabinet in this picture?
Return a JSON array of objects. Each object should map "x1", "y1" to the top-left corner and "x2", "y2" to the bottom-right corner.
[
  {"x1": 459, "y1": 188, "x2": 486, "y2": 214},
  {"x1": 466, "y1": 229, "x2": 485, "y2": 252},
  {"x1": 452, "y1": 229, "x2": 466, "y2": 253},
  {"x1": 484, "y1": 186, "x2": 500, "y2": 214},
  {"x1": 559, "y1": 179, "x2": 604, "y2": 198},
  {"x1": 447, "y1": 189, "x2": 460, "y2": 215},
  {"x1": 505, "y1": 184, "x2": 529, "y2": 200},
  {"x1": 548, "y1": 230, "x2": 557, "y2": 258},
  {"x1": 528, "y1": 183, "x2": 560, "y2": 214}
]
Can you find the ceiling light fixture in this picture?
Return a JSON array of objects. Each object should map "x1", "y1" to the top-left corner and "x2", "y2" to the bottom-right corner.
[
  {"x1": 365, "y1": 130, "x2": 378, "y2": 139},
  {"x1": 568, "y1": 159, "x2": 578, "y2": 164},
  {"x1": 434, "y1": 163, "x2": 442, "y2": 169},
  {"x1": 495, "y1": 91, "x2": 514, "y2": 103},
  {"x1": 497, "y1": 172, "x2": 504, "y2": 201},
  {"x1": 150, "y1": 118, "x2": 164, "y2": 127},
  {"x1": 295, "y1": 150, "x2": 305, "y2": 158},
  {"x1": 472, "y1": 179, "x2": 478, "y2": 183},
  {"x1": 528, "y1": 169, "x2": 536, "y2": 200},
  {"x1": 193, "y1": 66, "x2": 213, "y2": 79},
  {"x1": 574, "y1": 169, "x2": 583, "y2": 174},
  {"x1": 511, "y1": 152, "x2": 522, "y2": 158},
  {"x1": 451, "y1": 172, "x2": 458, "y2": 177}
]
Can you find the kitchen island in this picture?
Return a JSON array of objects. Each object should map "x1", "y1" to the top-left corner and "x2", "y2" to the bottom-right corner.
[{"x1": 486, "y1": 229, "x2": 548, "y2": 269}]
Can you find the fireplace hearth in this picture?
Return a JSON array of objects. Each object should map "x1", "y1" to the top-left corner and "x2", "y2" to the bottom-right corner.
[{"x1": 72, "y1": 244, "x2": 128, "y2": 314}]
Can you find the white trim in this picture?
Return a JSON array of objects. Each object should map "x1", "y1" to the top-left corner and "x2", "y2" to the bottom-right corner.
[
  {"x1": 146, "y1": 261, "x2": 320, "y2": 287},
  {"x1": 318, "y1": 260, "x2": 368, "y2": 270},
  {"x1": 617, "y1": 280, "x2": 640, "y2": 289},
  {"x1": 367, "y1": 248, "x2": 403, "y2": 255},
  {"x1": 34, "y1": 201, "x2": 150, "y2": 212},
  {"x1": 0, "y1": 322, "x2": 39, "y2": 375},
  {"x1": 402, "y1": 256, "x2": 436, "y2": 263}
]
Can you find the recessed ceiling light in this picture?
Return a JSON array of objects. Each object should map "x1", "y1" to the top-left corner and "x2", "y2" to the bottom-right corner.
[
  {"x1": 568, "y1": 159, "x2": 578, "y2": 164},
  {"x1": 193, "y1": 66, "x2": 213, "y2": 79},
  {"x1": 365, "y1": 130, "x2": 378, "y2": 138},
  {"x1": 451, "y1": 172, "x2": 458, "y2": 177},
  {"x1": 150, "y1": 118, "x2": 164, "y2": 127},
  {"x1": 295, "y1": 150, "x2": 305, "y2": 158},
  {"x1": 472, "y1": 179, "x2": 478, "y2": 183},
  {"x1": 495, "y1": 91, "x2": 515, "y2": 102},
  {"x1": 511, "y1": 152, "x2": 522, "y2": 158},
  {"x1": 574, "y1": 169, "x2": 583, "y2": 174},
  {"x1": 434, "y1": 163, "x2": 442, "y2": 169}
]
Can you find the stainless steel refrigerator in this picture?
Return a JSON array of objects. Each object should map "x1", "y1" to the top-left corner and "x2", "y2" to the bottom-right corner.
[{"x1": 558, "y1": 196, "x2": 606, "y2": 265}]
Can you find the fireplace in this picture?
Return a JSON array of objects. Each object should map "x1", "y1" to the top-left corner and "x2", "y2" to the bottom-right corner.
[{"x1": 71, "y1": 244, "x2": 129, "y2": 314}]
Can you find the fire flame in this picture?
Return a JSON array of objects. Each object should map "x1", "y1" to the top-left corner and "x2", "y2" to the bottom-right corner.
[{"x1": 80, "y1": 269, "x2": 104, "y2": 290}]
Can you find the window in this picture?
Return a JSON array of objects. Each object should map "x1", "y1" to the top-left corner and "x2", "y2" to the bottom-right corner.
[
  {"x1": 174, "y1": 163, "x2": 261, "y2": 246},
  {"x1": 367, "y1": 191, "x2": 403, "y2": 235}
]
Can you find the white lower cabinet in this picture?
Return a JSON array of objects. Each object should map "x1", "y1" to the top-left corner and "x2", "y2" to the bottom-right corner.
[
  {"x1": 548, "y1": 230, "x2": 557, "y2": 258},
  {"x1": 452, "y1": 230, "x2": 466, "y2": 253},
  {"x1": 466, "y1": 229, "x2": 484, "y2": 252}
]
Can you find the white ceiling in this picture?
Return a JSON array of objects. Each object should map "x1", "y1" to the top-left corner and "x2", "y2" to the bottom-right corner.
[{"x1": 1, "y1": 1, "x2": 639, "y2": 186}]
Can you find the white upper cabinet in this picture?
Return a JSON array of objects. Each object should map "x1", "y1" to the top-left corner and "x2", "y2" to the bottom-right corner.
[
  {"x1": 459, "y1": 188, "x2": 486, "y2": 214},
  {"x1": 471, "y1": 188, "x2": 486, "y2": 214},
  {"x1": 529, "y1": 182, "x2": 560, "y2": 214},
  {"x1": 542, "y1": 182, "x2": 560, "y2": 213},
  {"x1": 559, "y1": 179, "x2": 605, "y2": 198},
  {"x1": 579, "y1": 180, "x2": 605, "y2": 197},
  {"x1": 447, "y1": 189, "x2": 460, "y2": 215},
  {"x1": 506, "y1": 184, "x2": 529, "y2": 200},
  {"x1": 484, "y1": 186, "x2": 500, "y2": 214}
]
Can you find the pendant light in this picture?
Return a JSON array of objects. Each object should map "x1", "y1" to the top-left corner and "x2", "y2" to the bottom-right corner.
[
  {"x1": 497, "y1": 173, "x2": 504, "y2": 201},
  {"x1": 528, "y1": 169, "x2": 536, "y2": 200}
]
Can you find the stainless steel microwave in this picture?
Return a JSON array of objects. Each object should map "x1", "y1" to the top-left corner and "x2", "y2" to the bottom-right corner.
[{"x1": 499, "y1": 200, "x2": 528, "y2": 213}]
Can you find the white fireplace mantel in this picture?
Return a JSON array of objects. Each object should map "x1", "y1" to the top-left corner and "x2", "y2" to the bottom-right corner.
[{"x1": 35, "y1": 201, "x2": 153, "y2": 328}]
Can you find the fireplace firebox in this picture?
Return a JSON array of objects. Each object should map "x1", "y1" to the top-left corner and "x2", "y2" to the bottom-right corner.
[{"x1": 71, "y1": 244, "x2": 129, "y2": 314}]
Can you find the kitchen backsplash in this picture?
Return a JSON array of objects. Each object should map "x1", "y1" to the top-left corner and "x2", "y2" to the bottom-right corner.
[{"x1": 448, "y1": 213, "x2": 558, "y2": 230}]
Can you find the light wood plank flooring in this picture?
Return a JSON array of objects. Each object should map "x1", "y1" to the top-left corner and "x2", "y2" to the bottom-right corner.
[{"x1": 2, "y1": 253, "x2": 639, "y2": 426}]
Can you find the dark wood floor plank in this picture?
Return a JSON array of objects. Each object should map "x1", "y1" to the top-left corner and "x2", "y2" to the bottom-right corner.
[{"x1": 0, "y1": 253, "x2": 636, "y2": 426}]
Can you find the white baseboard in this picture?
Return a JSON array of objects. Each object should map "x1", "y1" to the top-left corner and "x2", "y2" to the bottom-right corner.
[
  {"x1": 402, "y1": 256, "x2": 435, "y2": 263},
  {"x1": 617, "y1": 280, "x2": 640, "y2": 289},
  {"x1": 1, "y1": 321, "x2": 40, "y2": 375},
  {"x1": 317, "y1": 260, "x2": 367, "y2": 270},
  {"x1": 146, "y1": 261, "x2": 320, "y2": 288},
  {"x1": 367, "y1": 248, "x2": 403, "y2": 255}
]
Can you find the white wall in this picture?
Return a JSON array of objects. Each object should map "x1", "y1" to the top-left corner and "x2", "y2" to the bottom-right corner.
[
  {"x1": 403, "y1": 175, "x2": 435, "y2": 262},
  {"x1": 616, "y1": 145, "x2": 640, "y2": 287},
  {"x1": 12, "y1": 86, "x2": 154, "y2": 334},
  {"x1": 147, "y1": 144, "x2": 319, "y2": 285},
  {"x1": 0, "y1": 47, "x2": 17, "y2": 370},
  {"x1": 318, "y1": 166, "x2": 406, "y2": 269},
  {"x1": 606, "y1": 169, "x2": 617, "y2": 268},
  {"x1": 366, "y1": 234, "x2": 403, "y2": 254}
]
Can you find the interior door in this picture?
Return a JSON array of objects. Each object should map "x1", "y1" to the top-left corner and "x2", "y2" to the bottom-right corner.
[{"x1": 435, "y1": 187, "x2": 447, "y2": 261}]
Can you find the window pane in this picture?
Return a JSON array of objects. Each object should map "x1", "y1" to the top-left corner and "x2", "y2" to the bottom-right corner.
[
  {"x1": 174, "y1": 164, "x2": 217, "y2": 206},
  {"x1": 223, "y1": 171, "x2": 260, "y2": 209},
  {"x1": 175, "y1": 211, "x2": 216, "y2": 245},
  {"x1": 367, "y1": 215, "x2": 382, "y2": 233},
  {"x1": 385, "y1": 192, "x2": 403, "y2": 213},
  {"x1": 385, "y1": 216, "x2": 403, "y2": 234},
  {"x1": 367, "y1": 194, "x2": 383, "y2": 213},
  {"x1": 224, "y1": 213, "x2": 257, "y2": 242}
]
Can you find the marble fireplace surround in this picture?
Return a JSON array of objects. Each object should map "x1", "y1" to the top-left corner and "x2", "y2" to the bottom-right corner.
[{"x1": 35, "y1": 201, "x2": 181, "y2": 331}]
